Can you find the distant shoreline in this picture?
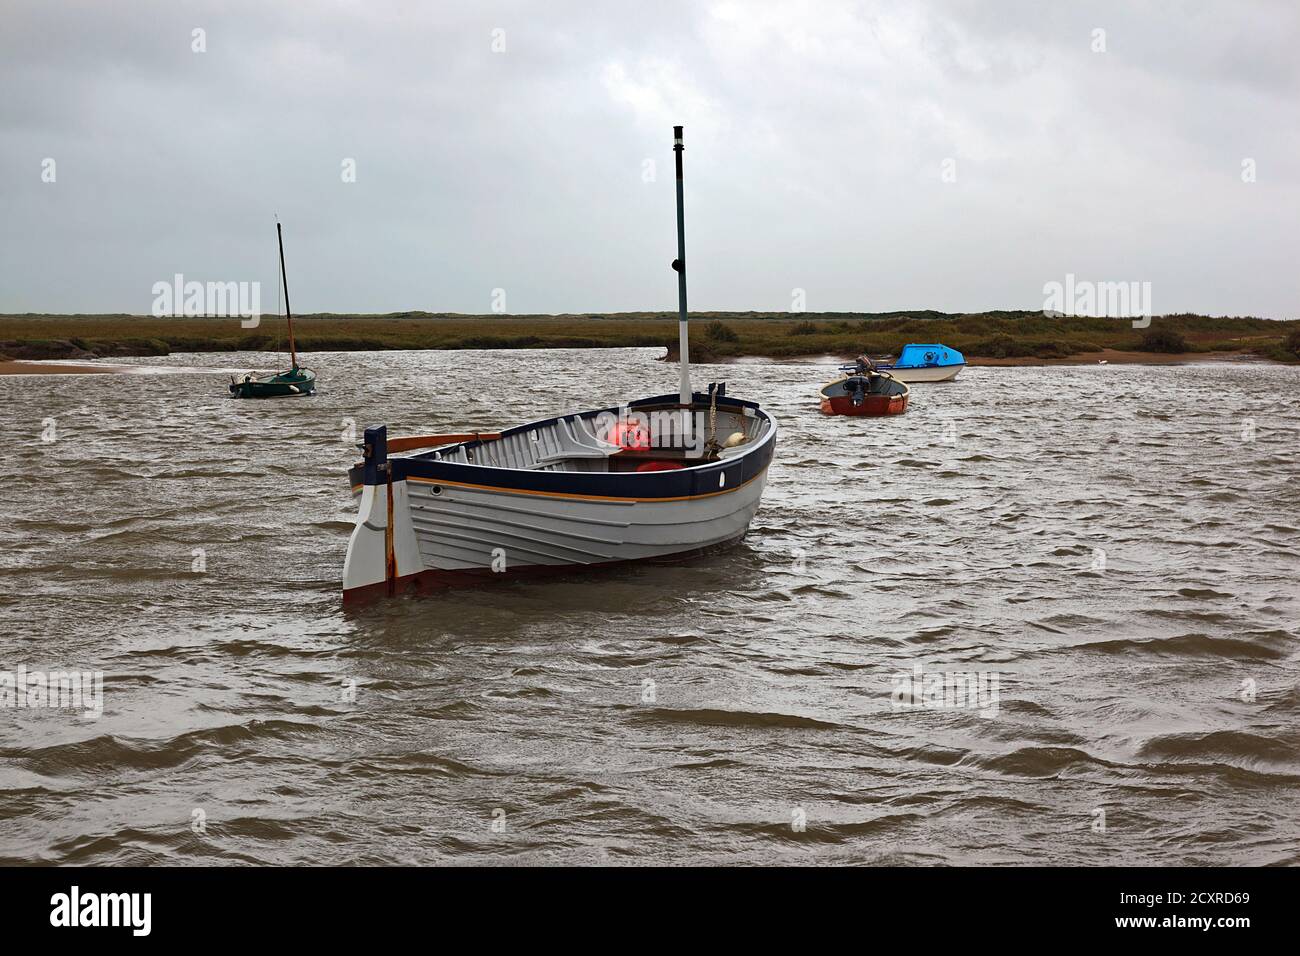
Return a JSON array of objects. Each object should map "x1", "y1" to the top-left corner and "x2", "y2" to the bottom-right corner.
[
  {"x1": 720, "y1": 348, "x2": 1277, "y2": 367},
  {"x1": 0, "y1": 347, "x2": 1283, "y2": 377},
  {"x1": 967, "y1": 349, "x2": 1275, "y2": 367},
  {"x1": 2, "y1": 310, "x2": 1297, "y2": 367}
]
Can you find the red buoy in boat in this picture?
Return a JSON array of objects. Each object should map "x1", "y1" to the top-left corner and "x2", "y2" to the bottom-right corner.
[
  {"x1": 609, "y1": 421, "x2": 651, "y2": 450},
  {"x1": 635, "y1": 460, "x2": 684, "y2": 472}
]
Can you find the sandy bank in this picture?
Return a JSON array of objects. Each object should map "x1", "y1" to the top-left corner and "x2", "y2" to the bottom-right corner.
[
  {"x1": 968, "y1": 348, "x2": 1272, "y2": 367},
  {"x1": 0, "y1": 360, "x2": 134, "y2": 376}
]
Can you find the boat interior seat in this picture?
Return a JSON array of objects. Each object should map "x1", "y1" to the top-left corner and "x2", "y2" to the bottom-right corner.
[
  {"x1": 570, "y1": 415, "x2": 614, "y2": 448},
  {"x1": 567, "y1": 415, "x2": 625, "y2": 454},
  {"x1": 531, "y1": 417, "x2": 621, "y2": 467}
]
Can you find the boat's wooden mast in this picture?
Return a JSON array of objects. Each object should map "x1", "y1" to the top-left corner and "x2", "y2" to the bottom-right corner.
[
  {"x1": 276, "y1": 221, "x2": 297, "y2": 369},
  {"x1": 672, "y1": 125, "x2": 691, "y2": 406}
]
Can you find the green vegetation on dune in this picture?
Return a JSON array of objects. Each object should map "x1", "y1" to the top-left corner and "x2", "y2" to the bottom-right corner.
[
  {"x1": 0, "y1": 310, "x2": 1296, "y2": 362},
  {"x1": 1284, "y1": 327, "x2": 1300, "y2": 361},
  {"x1": 1138, "y1": 327, "x2": 1189, "y2": 354}
]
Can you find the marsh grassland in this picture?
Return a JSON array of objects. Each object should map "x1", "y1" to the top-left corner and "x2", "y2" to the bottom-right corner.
[{"x1": 1, "y1": 310, "x2": 1297, "y2": 364}]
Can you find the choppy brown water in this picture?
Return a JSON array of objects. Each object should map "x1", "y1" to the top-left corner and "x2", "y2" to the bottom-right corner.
[{"x1": 1, "y1": 349, "x2": 1297, "y2": 865}]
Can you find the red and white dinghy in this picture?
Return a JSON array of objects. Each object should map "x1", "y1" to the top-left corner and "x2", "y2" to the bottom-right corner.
[{"x1": 818, "y1": 360, "x2": 910, "y2": 416}]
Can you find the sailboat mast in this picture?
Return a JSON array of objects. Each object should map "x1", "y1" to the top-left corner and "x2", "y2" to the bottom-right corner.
[
  {"x1": 672, "y1": 125, "x2": 691, "y2": 406},
  {"x1": 276, "y1": 221, "x2": 297, "y2": 369}
]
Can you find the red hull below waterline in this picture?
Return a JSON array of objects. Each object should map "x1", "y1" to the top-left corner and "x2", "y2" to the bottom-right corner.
[{"x1": 819, "y1": 393, "x2": 909, "y2": 416}]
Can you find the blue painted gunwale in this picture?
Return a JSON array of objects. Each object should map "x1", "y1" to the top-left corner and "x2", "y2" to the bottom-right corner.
[{"x1": 355, "y1": 393, "x2": 776, "y2": 501}]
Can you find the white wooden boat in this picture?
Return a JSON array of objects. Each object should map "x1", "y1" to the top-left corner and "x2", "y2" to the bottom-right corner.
[
  {"x1": 342, "y1": 127, "x2": 778, "y2": 602},
  {"x1": 343, "y1": 395, "x2": 776, "y2": 601}
]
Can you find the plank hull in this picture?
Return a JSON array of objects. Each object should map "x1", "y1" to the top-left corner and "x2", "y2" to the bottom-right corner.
[
  {"x1": 877, "y1": 363, "x2": 963, "y2": 383},
  {"x1": 344, "y1": 469, "x2": 768, "y2": 602},
  {"x1": 230, "y1": 367, "x2": 316, "y2": 398}
]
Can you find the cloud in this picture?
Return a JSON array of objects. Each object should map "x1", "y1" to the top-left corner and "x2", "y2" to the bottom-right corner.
[{"x1": 1, "y1": 0, "x2": 1296, "y2": 317}]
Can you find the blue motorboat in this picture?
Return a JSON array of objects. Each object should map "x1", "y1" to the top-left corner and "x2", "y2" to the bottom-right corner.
[{"x1": 875, "y1": 343, "x2": 965, "y2": 382}]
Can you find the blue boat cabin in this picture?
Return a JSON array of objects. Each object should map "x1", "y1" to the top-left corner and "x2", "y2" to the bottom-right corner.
[{"x1": 892, "y1": 343, "x2": 964, "y2": 368}]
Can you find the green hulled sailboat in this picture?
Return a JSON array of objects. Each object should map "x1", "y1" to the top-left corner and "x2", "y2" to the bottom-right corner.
[
  {"x1": 230, "y1": 221, "x2": 316, "y2": 398},
  {"x1": 229, "y1": 365, "x2": 315, "y2": 397}
]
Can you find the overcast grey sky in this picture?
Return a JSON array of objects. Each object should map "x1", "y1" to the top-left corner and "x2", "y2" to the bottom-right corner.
[{"x1": 1, "y1": 0, "x2": 1297, "y2": 317}]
